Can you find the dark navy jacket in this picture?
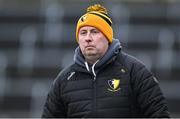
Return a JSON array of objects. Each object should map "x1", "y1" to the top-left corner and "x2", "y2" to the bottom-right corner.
[{"x1": 42, "y1": 39, "x2": 170, "y2": 118}]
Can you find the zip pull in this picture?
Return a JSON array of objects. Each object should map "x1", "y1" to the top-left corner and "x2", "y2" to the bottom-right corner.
[{"x1": 93, "y1": 76, "x2": 96, "y2": 81}]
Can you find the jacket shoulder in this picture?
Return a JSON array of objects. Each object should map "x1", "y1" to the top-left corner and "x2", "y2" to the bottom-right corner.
[
  {"x1": 120, "y1": 52, "x2": 146, "y2": 71},
  {"x1": 53, "y1": 63, "x2": 75, "y2": 84},
  {"x1": 119, "y1": 52, "x2": 153, "y2": 82}
]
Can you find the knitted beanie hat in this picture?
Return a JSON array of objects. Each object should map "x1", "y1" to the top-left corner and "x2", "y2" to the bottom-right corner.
[{"x1": 76, "y1": 4, "x2": 113, "y2": 43}]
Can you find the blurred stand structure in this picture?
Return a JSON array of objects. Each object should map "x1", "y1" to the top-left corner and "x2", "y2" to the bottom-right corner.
[{"x1": 0, "y1": 0, "x2": 180, "y2": 117}]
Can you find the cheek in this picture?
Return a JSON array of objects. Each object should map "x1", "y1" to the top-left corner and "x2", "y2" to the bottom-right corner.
[
  {"x1": 79, "y1": 40, "x2": 85, "y2": 45},
  {"x1": 78, "y1": 41, "x2": 85, "y2": 50},
  {"x1": 78, "y1": 35, "x2": 84, "y2": 43},
  {"x1": 97, "y1": 40, "x2": 108, "y2": 51},
  {"x1": 78, "y1": 34, "x2": 86, "y2": 42},
  {"x1": 96, "y1": 37, "x2": 108, "y2": 46}
]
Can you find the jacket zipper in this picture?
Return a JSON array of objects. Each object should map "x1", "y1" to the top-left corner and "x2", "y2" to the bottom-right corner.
[
  {"x1": 92, "y1": 75, "x2": 97, "y2": 117},
  {"x1": 85, "y1": 60, "x2": 99, "y2": 116}
]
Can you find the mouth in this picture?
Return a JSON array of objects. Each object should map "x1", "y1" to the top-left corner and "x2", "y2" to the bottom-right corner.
[{"x1": 85, "y1": 45, "x2": 95, "y2": 49}]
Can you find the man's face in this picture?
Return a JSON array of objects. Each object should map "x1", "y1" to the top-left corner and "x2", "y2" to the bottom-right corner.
[{"x1": 78, "y1": 26, "x2": 109, "y2": 63}]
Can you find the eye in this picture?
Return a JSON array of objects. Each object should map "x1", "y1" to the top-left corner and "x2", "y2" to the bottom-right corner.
[
  {"x1": 79, "y1": 30, "x2": 87, "y2": 35},
  {"x1": 91, "y1": 29, "x2": 100, "y2": 34}
]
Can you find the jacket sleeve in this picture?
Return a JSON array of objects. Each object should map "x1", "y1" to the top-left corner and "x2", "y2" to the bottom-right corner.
[
  {"x1": 131, "y1": 64, "x2": 170, "y2": 118},
  {"x1": 41, "y1": 73, "x2": 67, "y2": 118}
]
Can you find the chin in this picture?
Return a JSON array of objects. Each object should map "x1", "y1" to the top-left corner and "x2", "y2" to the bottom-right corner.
[{"x1": 86, "y1": 52, "x2": 96, "y2": 56}]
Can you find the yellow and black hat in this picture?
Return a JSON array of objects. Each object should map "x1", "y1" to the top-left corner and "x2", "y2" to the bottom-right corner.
[{"x1": 76, "y1": 4, "x2": 113, "y2": 43}]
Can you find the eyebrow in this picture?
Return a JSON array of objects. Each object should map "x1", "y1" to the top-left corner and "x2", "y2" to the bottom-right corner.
[
  {"x1": 91, "y1": 29, "x2": 98, "y2": 31},
  {"x1": 80, "y1": 28, "x2": 99, "y2": 32},
  {"x1": 79, "y1": 29, "x2": 87, "y2": 32}
]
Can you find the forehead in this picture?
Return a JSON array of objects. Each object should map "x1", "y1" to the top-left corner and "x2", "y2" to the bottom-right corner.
[{"x1": 79, "y1": 26, "x2": 99, "y2": 31}]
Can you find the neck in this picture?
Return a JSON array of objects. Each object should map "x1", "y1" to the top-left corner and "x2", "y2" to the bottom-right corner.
[{"x1": 85, "y1": 57, "x2": 99, "y2": 64}]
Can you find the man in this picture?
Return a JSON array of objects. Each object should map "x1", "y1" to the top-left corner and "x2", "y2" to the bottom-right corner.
[{"x1": 42, "y1": 4, "x2": 170, "y2": 118}]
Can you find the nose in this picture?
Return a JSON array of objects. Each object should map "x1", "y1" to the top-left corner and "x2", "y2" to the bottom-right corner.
[{"x1": 85, "y1": 32, "x2": 93, "y2": 43}]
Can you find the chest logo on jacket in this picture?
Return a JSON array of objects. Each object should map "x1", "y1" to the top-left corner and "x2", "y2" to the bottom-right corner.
[{"x1": 108, "y1": 79, "x2": 121, "y2": 92}]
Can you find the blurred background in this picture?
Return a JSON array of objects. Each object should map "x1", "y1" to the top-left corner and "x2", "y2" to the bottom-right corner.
[{"x1": 0, "y1": 0, "x2": 180, "y2": 117}]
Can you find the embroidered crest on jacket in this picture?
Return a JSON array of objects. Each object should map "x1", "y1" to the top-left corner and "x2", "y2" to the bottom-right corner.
[{"x1": 108, "y1": 79, "x2": 121, "y2": 92}]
